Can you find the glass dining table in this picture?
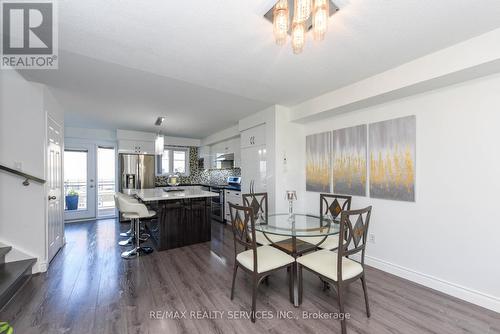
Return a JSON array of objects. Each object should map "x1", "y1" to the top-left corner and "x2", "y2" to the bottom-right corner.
[{"x1": 254, "y1": 213, "x2": 341, "y2": 306}]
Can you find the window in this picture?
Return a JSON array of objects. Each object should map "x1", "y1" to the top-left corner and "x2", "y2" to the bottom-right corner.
[{"x1": 157, "y1": 147, "x2": 189, "y2": 176}]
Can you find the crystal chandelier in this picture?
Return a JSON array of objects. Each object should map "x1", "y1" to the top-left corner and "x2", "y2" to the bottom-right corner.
[
  {"x1": 294, "y1": 0, "x2": 312, "y2": 23},
  {"x1": 291, "y1": 22, "x2": 306, "y2": 54},
  {"x1": 271, "y1": 0, "x2": 336, "y2": 55},
  {"x1": 312, "y1": 0, "x2": 329, "y2": 41},
  {"x1": 273, "y1": 0, "x2": 289, "y2": 45}
]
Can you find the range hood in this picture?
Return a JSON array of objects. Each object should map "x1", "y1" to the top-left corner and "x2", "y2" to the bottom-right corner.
[{"x1": 215, "y1": 153, "x2": 234, "y2": 161}]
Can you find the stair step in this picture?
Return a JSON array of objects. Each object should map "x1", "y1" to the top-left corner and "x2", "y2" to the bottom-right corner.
[
  {"x1": 0, "y1": 258, "x2": 36, "y2": 311},
  {"x1": 0, "y1": 243, "x2": 12, "y2": 264}
]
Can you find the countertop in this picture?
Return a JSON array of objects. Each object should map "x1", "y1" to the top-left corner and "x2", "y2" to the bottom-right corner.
[{"x1": 123, "y1": 187, "x2": 218, "y2": 202}]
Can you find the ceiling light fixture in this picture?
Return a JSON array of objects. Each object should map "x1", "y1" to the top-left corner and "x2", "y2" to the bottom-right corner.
[
  {"x1": 273, "y1": 0, "x2": 289, "y2": 45},
  {"x1": 294, "y1": 0, "x2": 312, "y2": 23},
  {"x1": 264, "y1": 0, "x2": 339, "y2": 55},
  {"x1": 312, "y1": 0, "x2": 329, "y2": 41},
  {"x1": 291, "y1": 22, "x2": 306, "y2": 54},
  {"x1": 155, "y1": 116, "x2": 166, "y2": 155}
]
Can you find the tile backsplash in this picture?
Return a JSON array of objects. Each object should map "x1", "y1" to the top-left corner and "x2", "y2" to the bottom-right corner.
[{"x1": 155, "y1": 146, "x2": 241, "y2": 186}]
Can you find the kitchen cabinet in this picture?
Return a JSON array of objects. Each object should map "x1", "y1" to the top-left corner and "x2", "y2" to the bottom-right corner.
[
  {"x1": 198, "y1": 145, "x2": 211, "y2": 169},
  {"x1": 224, "y1": 189, "x2": 242, "y2": 222},
  {"x1": 118, "y1": 140, "x2": 155, "y2": 154},
  {"x1": 240, "y1": 144, "x2": 267, "y2": 194},
  {"x1": 241, "y1": 124, "x2": 266, "y2": 148},
  {"x1": 206, "y1": 136, "x2": 241, "y2": 169}
]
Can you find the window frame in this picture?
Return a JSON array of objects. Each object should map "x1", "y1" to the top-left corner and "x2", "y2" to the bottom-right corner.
[{"x1": 156, "y1": 146, "x2": 190, "y2": 176}]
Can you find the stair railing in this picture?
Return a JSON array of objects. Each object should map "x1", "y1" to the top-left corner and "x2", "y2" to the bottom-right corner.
[{"x1": 0, "y1": 164, "x2": 45, "y2": 186}]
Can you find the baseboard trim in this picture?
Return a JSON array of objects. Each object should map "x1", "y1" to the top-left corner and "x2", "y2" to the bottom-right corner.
[
  {"x1": 359, "y1": 254, "x2": 500, "y2": 313},
  {"x1": 35, "y1": 261, "x2": 48, "y2": 273}
]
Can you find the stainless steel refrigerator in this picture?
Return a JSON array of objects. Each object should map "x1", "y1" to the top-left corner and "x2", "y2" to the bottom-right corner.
[{"x1": 119, "y1": 154, "x2": 156, "y2": 191}]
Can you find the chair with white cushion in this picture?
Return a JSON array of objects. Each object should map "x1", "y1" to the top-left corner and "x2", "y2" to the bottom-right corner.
[
  {"x1": 300, "y1": 194, "x2": 352, "y2": 250},
  {"x1": 297, "y1": 206, "x2": 372, "y2": 334},
  {"x1": 114, "y1": 193, "x2": 139, "y2": 240},
  {"x1": 116, "y1": 195, "x2": 156, "y2": 259},
  {"x1": 242, "y1": 192, "x2": 288, "y2": 245},
  {"x1": 228, "y1": 202, "x2": 294, "y2": 323}
]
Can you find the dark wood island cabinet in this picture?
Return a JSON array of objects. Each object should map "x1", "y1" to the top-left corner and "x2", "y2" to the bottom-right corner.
[{"x1": 123, "y1": 188, "x2": 217, "y2": 251}]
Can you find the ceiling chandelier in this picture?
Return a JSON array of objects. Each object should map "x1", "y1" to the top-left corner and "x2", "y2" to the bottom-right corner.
[{"x1": 266, "y1": 0, "x2": 338, "y2": 54}]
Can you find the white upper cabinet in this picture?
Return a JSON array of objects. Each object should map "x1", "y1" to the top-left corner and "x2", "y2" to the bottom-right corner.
[
  {"x1": 241, "y1": 124, "x2": 266, "y2": 148},
  {"x1": 117, "y1": 129, "x2": 156, "y2": 154},
  {"x1": 205, "y1": 136, "x2": 241, "y2": 169},
  {"x1": 118, "y1": 140, "x2": 155, "y2": 154}
]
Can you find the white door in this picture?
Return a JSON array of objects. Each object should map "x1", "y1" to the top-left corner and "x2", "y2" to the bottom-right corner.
[
  {"x1": 47, "y1": 116, "x2": 64, "y2": 262},
  {"x1": 63, "y1": 144, "x2": 97, "y2": 221},
  {"x1": 241, "y1": 144, "x2": 267, "y2": 194}
]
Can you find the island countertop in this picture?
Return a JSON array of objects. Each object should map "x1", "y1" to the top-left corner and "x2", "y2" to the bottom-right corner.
[{"x1": 123, "y1": 187, "x2": 218, "y2": 202}]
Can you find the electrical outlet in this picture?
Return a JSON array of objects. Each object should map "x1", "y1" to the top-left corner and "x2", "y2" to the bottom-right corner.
[{"x1": 369, "y1": 234, "x2": 375, "y2": 244}]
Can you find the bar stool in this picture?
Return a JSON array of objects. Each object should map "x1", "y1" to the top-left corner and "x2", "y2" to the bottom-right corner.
[
  {"x1": 116, "y1": 196, "x2": 155, "y2": 259},
  {"x1": 114, "y1": 193, "x2": 139, "y2": 246}
]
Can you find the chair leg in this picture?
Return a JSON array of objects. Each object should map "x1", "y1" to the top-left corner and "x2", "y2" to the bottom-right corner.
[
  {"x1": 251, "y1": 276, "x2": 258, "y2": 323},
  {"x1": 230, "y1": 264, "x2": 238, "y2": 300},
  {"x1": 297, "y1": 264, "x2": 303, "y2": 305},
  {"x1": 337, "y1": 284, "x2": 347, "y2": 334},
  {"x1": 361, "y1": 275, "x2": 371, "y2": 318}
]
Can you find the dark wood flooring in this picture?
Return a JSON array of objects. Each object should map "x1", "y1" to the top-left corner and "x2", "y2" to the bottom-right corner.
[{"x1": 1, "y1": 218, "x2": 499, "y2": 334}]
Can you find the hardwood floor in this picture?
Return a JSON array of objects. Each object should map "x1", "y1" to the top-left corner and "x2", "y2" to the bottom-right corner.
[{"x1": 1, "y1": 218, "x2": 499, "y2": 334}]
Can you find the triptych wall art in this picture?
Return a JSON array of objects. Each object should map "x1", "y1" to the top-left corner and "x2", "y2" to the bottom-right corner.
[
  {"x1": 306, "y1": 131, "x2": 332, "y2": 192},
  {"x1": 305, "y1": 115, "x2": 416, "y2": 202},
  {"x1": 332, "y1": 125, "x2": 367, "y2": 196}
]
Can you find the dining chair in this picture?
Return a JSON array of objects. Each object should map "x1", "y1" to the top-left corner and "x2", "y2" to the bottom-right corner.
[
  {"x1": 297, "y1": 206, "x2": 372, "y2": 334},
  {"x1": 242, "y1": 192, "x2": 288, "y2": 245},
  {"x1": 300, "y1": 194, "x2": 352, "y2": 250},
  {"x1": 228, "y1": 202, "x2": 295, "y2": 322}
]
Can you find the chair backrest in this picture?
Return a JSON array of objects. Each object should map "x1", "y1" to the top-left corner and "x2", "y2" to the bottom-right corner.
[
  {"x1": 242, "y1": 192, "x2": 268, "y2": 222},
  {"x1": 114, "y1": 194, "x2": 121, "y2": 211},
  {"x1": 115, "y1": 193, "x2": 149, "y2": 217},
  {"x1": 320, "y1": 193, "x2": 352, "y2": 220},
  {"x1": 228, "y1": 203, "x2": 258, "y2": 269},
  {"x1": 337, "y1": 206, "x2": 372, "y2": 279}
]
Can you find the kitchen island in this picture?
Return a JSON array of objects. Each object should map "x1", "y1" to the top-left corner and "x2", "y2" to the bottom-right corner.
[{"x1": 123, "y1": 187, "x2": 218, "y2": 251}]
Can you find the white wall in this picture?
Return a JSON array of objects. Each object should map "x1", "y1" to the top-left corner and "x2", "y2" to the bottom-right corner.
[
  {"x1": 201, "y1": 125, "x2": 239, "y2": 146},
  {"x1": 0, "y1": 70, "x2": 64, "y2": 273},
  {"x1": 66, "y1": 127, "x2": 116, "y2": 141},
  {"x1": 290, "y1": 73, "x2": 500, "y2": 312}
]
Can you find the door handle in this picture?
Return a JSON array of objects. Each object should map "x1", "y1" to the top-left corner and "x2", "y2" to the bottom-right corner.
[{"x1": 48, "y1": 196, "x2": 56, "y2": 200}]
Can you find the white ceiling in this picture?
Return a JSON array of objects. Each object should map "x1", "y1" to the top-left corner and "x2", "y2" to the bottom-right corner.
[{"x1": 22, "y1": 0, "x2": 500, "y2": 138}]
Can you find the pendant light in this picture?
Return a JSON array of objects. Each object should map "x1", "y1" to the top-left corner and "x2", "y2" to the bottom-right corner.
[
  {"x1": 291, "y1": 22, "x2": 306, "y2": 54},
  {"x1": 155, "y1": 116, "x2": 165, "y2": 155},
  {"x1": 313, "y1": 0, "x2": 329, "y2": 41},
  {"x1": 294, "y1": 0, "x2": 312, "y2": 23},
  {"x1": 273, "y1": 0, "x2": 289, "y2": 45}
]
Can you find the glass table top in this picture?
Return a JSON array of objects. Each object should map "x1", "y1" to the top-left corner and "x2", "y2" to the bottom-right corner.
[{"x1": 253, "y1": 213, "x2": 340, "y2": 237}]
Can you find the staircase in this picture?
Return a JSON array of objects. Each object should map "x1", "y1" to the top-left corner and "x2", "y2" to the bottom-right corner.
[{"x1": 0, "y1": 242, "x2": 36, "y2": 311}]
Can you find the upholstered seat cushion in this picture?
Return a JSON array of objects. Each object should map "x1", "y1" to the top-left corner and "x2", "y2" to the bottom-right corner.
[
  {"x1": 298, "y1": 235, "x2": 342, "y2": 250},
  {"x1": 297, "y1": 249, "x2": 363, "y2": 281},
  {"x1": 250, "y1": 231, "x2": 288, "y2": 245},
  {"x1": 236, "y1": 245, "x2": 294, "y2": 273},
  {"x1": 122, "y1": 210, "x2": 156, "y2": 219}
]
